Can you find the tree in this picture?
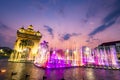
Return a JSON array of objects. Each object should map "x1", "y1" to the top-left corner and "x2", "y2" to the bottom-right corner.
[{"x1": 19, "y1": 39, "x2": 34, "y2": 49}]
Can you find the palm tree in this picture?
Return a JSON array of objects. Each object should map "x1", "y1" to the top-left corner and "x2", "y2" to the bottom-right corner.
[
  {"x1": 19, "y1": 39, "x2": 28, "y2": 49},
  {"x1": 19, "y1": 39, "x2": 34, "y2": 60},
  {"x1": 19, "y1": 39, "x2": 34, "y2": 48},
  {"x1": 26, "y1": 40, "x2": 34, "y2": 46}
]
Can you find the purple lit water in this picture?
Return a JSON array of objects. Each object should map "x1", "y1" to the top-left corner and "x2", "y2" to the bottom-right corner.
[
  {"x1": 34, "y1": 42, "x2": 119, "y2": 68},
  {"x1": 0, "y1": 59, "x2": 120, "y2": 80}
]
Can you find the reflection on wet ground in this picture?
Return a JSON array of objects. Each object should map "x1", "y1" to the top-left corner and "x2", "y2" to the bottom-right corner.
[{"x1": 0, "y1": 60, "x2": 120, "y2": 80}]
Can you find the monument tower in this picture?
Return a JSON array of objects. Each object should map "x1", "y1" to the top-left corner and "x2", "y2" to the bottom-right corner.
[{"x1": 9, "y1": 25, "x2": 42, "y2": 62}]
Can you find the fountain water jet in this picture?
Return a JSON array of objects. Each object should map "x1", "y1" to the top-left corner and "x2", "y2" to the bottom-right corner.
[{"x1": 34, "y1": 41, "x2": 119, "y2": 69}]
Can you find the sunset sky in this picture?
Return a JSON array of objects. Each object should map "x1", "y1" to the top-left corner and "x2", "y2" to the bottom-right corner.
[{"x1": 0, "y1": 0, "x2": 120, "y2": 49}]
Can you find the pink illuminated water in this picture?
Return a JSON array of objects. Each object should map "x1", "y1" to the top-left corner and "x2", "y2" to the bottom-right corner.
[{"x1": 34, "y1": 41, "x2": 119, "y2": 68}]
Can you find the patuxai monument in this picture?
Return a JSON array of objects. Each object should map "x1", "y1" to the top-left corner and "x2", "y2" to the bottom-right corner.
[{"x1": 9, "y1": 25, "x2": 42, "y2": 62}]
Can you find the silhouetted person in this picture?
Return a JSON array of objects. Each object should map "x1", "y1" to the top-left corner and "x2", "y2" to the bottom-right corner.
[
  {"x1": 61, "y1": 78, "x2": 65, "y2": 80},
  {"x1": 43, "y1": 75, "x2": 47, "y2": 80},
  {"x1": 11, "y1": 72, "x2": 17, "y2": 80},
  {"x1": 11, "y1": 72, "x2": 17, "y2": 75},
  {"x1": 83, "y1": 76, "x2": 84, "y2": 80},
  {"x1": 25, "y1": 74, "x2": 30, "y2": 80}
]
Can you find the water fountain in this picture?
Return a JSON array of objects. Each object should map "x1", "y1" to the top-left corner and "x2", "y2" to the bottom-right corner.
[
  {"x1": 34, "y1": 41, "x2": 119, "y2": 69},
  {"x1": 8, "y1": 48, "x2": 34, "y2": 62},
  {"x1": 34, "y1": 41, "x2": 49, "y2": 68}
]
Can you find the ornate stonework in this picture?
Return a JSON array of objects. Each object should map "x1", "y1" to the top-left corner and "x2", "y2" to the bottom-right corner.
[{"x1": 9, "y1": 25, "x2": 42, "y2": 62}]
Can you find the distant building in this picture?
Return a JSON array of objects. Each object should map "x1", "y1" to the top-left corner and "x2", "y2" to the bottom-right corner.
[
  {"x1": 98, "y1": 41, "x2": 120, "y2": 59},
  {"x1": 9, "y1": 25, "x2": 42, "y2": 62}
]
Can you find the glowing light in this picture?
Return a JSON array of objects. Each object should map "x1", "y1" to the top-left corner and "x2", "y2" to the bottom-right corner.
[
  {"x1": 34, "y1": 42, "x2": 119, "y2": 69},
  {"x1": 0, "y1": 69, "x2": 6, "y2": 73}
]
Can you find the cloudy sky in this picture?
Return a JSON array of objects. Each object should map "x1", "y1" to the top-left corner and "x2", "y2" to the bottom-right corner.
[{"x1": 0, "y1": 0, "x2": 120, "y2": 49}]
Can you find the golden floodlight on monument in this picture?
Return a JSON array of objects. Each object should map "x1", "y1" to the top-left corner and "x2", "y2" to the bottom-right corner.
[{"x1": 8, "y1": 25, "x2": 42, "y2": 62}]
